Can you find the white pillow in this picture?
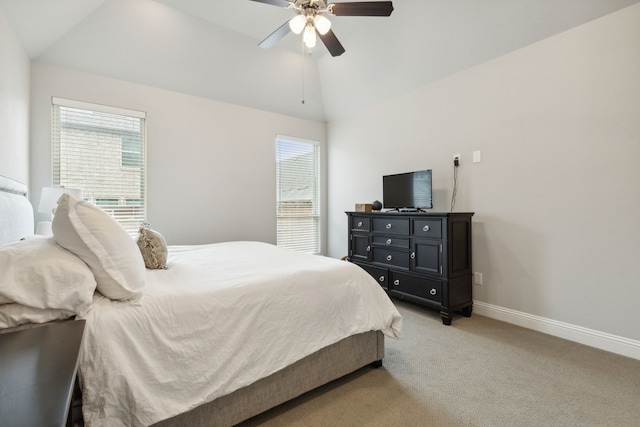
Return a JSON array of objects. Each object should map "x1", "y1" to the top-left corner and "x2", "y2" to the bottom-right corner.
[
  {"x1": 0, "y1": 303, "x2": 78, "y2": 329},
  {"x1": 0, "y1": 236, "x2": 96, "y2": 316},
  {"x1": 52, "y1": 193, "x2": 146, "y2": 301}
]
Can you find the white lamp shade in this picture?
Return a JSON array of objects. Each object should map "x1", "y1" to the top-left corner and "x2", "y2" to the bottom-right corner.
[
  {"x1": 313, "y1": 15, "x2": 331, "y2": 35},
  {"x1": 289, "y1": 15, "x2": 306, "y2": 34},
  {"x1": 303, "y1": 24, "x2": 317, "y2": 48},
  {"x1": 35, "y1": 221, "x2": 53, "y2": 236},
  {"x1": 38, "y1": 187, "x2": 83, "y2": 214}
]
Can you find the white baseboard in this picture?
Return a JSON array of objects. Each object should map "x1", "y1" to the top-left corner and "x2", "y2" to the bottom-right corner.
[{"x1": 473, "y1": 301, "x2": 640, "y2": 361}]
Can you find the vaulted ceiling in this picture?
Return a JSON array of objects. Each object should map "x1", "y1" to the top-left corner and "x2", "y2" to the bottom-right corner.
[{"x1": 2, "y1": 0, "x2": 639, "y2": 122}]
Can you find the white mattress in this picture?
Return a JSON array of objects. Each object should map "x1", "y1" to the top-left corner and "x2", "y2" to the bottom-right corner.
[{"x1": 78, "y1": 241, "x2": 402, "y2": 426}]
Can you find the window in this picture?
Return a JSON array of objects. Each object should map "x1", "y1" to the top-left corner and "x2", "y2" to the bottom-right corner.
[
  {"x1": 276, "y1": 136, "x2": 320, "y2": 254},
  {"x1": 52, "y1": 97, "x2": 146, "y2": 236},
  {"x1": 121, "y1": 135, "x2": 143, "y2": 168}
]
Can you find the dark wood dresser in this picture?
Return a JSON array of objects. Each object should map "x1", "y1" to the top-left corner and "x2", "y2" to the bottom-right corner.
[
  {"x1": 346, "y1": 211, "x2": 473, "y2": 325},
  {"x1": 0, "y1": 320, "x2": 86, "y2": 427}
]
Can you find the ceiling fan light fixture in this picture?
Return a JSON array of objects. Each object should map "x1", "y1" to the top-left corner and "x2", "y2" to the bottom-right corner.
[
  {"x1": 254, "y1": 0, "x2": 394, "y2": 57},
  {"x1": 289, "y1": 14, "x2": 306, "y2": 34},
  {"x1": 313, "y1": 14, "x2": 331, "y2": 35},
  {"x1": 303, "y1": 24, "x2": 317, "y2": 48}
]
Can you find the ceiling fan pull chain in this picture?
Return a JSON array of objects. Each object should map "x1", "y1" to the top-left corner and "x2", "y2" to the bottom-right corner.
[{"x1": 301, "y1": 39, "x2": 305, "y2": 104}]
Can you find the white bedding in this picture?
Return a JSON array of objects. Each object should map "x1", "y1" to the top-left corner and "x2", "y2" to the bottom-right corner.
[
  {"x1": 79, "y1": 241, "x2": 402, "y2": 426},
  {"x1": 0, "y1": 236, "x2": 97, "y2": 328}
]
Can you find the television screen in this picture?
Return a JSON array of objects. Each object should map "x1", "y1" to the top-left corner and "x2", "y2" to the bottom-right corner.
[{"x1": 383, "y1": 170, "x2": 433, "y2": 210}]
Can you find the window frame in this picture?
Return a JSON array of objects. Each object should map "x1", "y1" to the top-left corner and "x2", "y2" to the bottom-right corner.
[
  {"x1": 51, "y1": 97, "x2": 147, "y2": 236},
  {"x1": 275, "y1": 135, "x2": 322, "y2": 254}
]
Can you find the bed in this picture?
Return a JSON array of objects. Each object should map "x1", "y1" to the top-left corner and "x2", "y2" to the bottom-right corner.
[{"x1": 0, "y1": 174, "x2": 402, "y2": 427}]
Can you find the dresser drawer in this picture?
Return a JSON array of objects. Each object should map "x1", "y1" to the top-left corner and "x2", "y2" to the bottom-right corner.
[
  {"x1": 357, "y1": 263, "x2": 389, "y2": 290},
  {"x1": 372, "y1": 235, "x2": 410, "y2": 249},
  {"x1": 413, "y1": 218, "x2": 442, "y2": 238},
  {"x1": 390, "y1": 272, "x2": 442, "y2": 304},
  {"x1": 372, "y1": 247, "x2": 410, "y2": 269},
  {"x1": 351, "y1": 216, "x2": 370, "y2": 232},
  {"x1": 372, "y1": 217, "x2": 410, "y2": 235}
]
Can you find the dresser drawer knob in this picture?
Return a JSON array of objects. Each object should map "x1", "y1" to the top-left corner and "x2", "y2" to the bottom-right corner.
[
  {"x1": 379, "y1": 276, "x2": 385, "y2": 282},
  {"x1": 386, "y1": 254, "x2": 393, "y2": 261},
  {"x1": 386, "y1": 223, "x2": 392, "y2": 229},
  {"x1": 357, "y1": 221, "x2": 363, "y2": 227},
  {"x1": 367, "y1": 245, "x2": 371, "y2": 252},
  {"x1": 430, "y1": 288, "x2": 437, "y2": 296},
  {"x1": 386, "y1": 238, "x2": 392, "y2": 245},
  {"x1": 393, "y1": 279, "x2": 400, "y2": 286},
  {"x1": 423, "y1": 225, "x2": 430, "y2": 232},
  {"x1": 410, "y1": 252, "x2": 415, "y2": 259}
]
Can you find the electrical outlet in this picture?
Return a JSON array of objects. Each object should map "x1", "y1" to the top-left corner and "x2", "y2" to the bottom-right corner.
[{"x1": 474, "y1": 272, "x2": 483, "y2": 285}]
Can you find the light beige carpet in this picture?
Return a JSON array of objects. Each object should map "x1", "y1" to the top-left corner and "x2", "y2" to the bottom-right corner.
[{"x1": 239, "y1": 300, "x2": 640, "y2": 426}]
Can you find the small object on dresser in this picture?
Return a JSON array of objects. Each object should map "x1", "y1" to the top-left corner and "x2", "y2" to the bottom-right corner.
[
  {"x1": 355, "y1": 203, "x2": 372, "y2": 212},
  {"x1": 371, "y1": 200, "x2": 382, "y2": 211}
]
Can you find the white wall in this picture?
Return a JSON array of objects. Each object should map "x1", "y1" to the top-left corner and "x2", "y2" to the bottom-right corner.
[
  {"x1": 30, "y1": 63, "x2": 327, "y2": 248},
  {"x1": 0, "y1": 7, "x2": 30, "y2": 184},
  {"x1": 34, "y1": 0, "x2": 326, "y2": 122},
  {"x1": 328, "y1": 4, "x2": 640, "y2": 342}
]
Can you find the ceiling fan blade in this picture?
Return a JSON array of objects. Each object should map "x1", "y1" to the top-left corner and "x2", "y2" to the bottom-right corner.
[
  {"x1": 259, "y1": 21, "x2": 292, "y2": 49},
  {"x1": 249, "y1": 0, "x2": 291, "y2": 7},
  {"x1": 330, "y1": 1, "x2": 394, "y2": 16},
  {"x1": 318, "y1": 29, "x2": 345, "y2": 57}
]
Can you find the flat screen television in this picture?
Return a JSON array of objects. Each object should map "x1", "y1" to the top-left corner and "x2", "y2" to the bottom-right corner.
[{"x1": 383, "y1": 170, "x2": 433, "y2": 210}]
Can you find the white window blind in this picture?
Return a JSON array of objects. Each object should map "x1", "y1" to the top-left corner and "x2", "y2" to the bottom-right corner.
[
  {"x1": 52, "y1": 97, "x2": 146, "y2": 236},
  {"x1": 276, "y1": 136, "x2": 321, "y2": 254}
]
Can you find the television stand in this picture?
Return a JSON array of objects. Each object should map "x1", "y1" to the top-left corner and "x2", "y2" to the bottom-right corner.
[{"x1": 346, "y1": 211, "x2": 474, "y2": 325}]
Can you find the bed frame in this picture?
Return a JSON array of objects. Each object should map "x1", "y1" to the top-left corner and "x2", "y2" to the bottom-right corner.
[
  {"x1": 0, "y1": 174, "x2": 384, "y2": 427},
  {"x1": 156, "y1": 331, "x2": 383, "y2": 426}
]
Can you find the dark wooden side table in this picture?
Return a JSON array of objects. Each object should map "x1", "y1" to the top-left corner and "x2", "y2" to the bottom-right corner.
[{"x1": 0, "y1": 320, "x2": 86, "y2": 427}]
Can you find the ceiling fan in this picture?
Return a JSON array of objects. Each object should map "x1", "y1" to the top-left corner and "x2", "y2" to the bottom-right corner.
[{"x1": 250, "y1": 0, "x2": 394, "y2": 57}]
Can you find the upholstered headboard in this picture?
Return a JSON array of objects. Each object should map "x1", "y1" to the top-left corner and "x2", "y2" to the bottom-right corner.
[{"x1": 0, "y1": 175, "x2": 34, "y2": 244}]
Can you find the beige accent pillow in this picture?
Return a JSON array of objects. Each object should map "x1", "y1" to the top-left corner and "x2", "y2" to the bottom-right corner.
[
  {"x1": 137, "y1": 224, "x2": 168, "y2": 269},
  {"x1": 52, "y1": 193, "x2": 145, "y2": 301}
]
